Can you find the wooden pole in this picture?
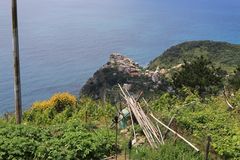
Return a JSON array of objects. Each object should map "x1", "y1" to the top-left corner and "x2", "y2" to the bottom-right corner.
[
  {"x1": 156, "y1": 124, "x2": 164, "y2": 144},
  {"x1": 12, "y1": 0, "x2": 22, "y2": 124},
  {"x1": 150, "y1": 113, "x2": 200, "y2": 152},
  {"x1": 114, "y1": 115, "x2": 118, "y2": 160},
  {"x1": 124, "y1": 147, "x2": 127, "y2": 160},
  {"x1": 118, "y1": 84, "x2": 162, "y2": 148},
  {"x1": 163, "y1": 115, "x2": 175, "y2": 140},
  {"x1": 205, "y1": 136, "x2": 212, "y2": 160},
  {"x1": 127, "y1": 104, "x2": 136, "y2": 140},
  {"x1": 128, "y1": 139, "x2": 132, "y2": 160}
]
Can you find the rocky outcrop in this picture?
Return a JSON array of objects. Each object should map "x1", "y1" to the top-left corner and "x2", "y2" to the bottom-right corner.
[{"x1": 80, "y1": 53, "x2": 171, "y2": 102}]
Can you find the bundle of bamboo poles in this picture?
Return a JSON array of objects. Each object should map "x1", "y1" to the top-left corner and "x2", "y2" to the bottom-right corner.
[
  {"x1": 118, "y1": 84, "x2": 199, "y2": 152},
  {"x1": 118, "y1": 84, "x2": 162, "y2": 148}
]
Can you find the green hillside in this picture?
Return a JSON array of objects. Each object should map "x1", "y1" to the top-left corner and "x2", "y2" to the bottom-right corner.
[{"x1": 148, "y1": 41, "x2": 240, "y2": 71}]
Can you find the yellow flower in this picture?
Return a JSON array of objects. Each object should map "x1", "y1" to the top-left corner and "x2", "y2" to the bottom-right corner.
[{"x1": 31, "y1": 92, "x2": 77, "y2": 110}]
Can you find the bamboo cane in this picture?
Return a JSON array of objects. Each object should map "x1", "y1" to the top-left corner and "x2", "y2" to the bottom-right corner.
[
  {"x1": 150, "y1": 113, "x2": 199, "y2": 152},
  {"x1": 123, "y1": 95, "x2": 155, "y2": 147},
  {"x1": 123, "y1": 87, "x2": 161, "y2": 147},
  {"x1": 163, "y1": 115, "x2": 175, "y2": 140},
  {"x1": 156, "y1": 124, "x2": 164, "y2": 144},
  {"x1": 127, "y1": 97, "x2": 156, "y2": 147},
  {"x1": 118, "y1": 84, "x2": 164, "y2": 148},
  {"x1": 128, "y1": 97, "x2": 158, "y2": 145}
]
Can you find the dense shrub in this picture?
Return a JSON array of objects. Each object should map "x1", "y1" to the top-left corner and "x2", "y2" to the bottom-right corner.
[
  {"x1": 31, "y1": 92, "x2": 77, "y2": 111},
  {"x1": 228, "y1": 66, "x2": 240, "y2": 91},
  {"x1": 173, "y1": 56, "x2": 225, "y2": 96},
  {"x1": 77, "y1": 97, "x2": 115, "y2": 122},
  {"x1": 1, "y1": 96, "x2": 117, "y2": 159},
  {"x1": 131, "y1": 141, "x2": 203, "y2": 160},
  {"x1": 24, "y1": 97, "x2": 115, "y2": 125},
  {"x1": 150, "y1": 92, "x2": 240, "y2": 159},
  {"x1": 148, "y1": 41, "x2": 240, "y2": 70},
  {"x1": 0, "y1": 122, "x2": 116, "y2": 160},
  {"x1": 4, "y1": 89, "x2": 240, "y2": 159}
]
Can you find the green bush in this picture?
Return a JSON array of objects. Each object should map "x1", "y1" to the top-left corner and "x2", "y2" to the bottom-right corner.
[
  {"x1": 23, "y1": 97, "x2": 115, "y2": 126},
  {"x1": 131, "y1": 141, "x2": 203, "y2": 160},
  {"x1": 228, "y1": 66, "x2": 240, "y2": 91},
  {"x1": 173, "y1": 56, "x2": 225, "y2": 96},
  {"x1": 0, "y1": 122, "x2": 116, "y2": 160},
  {"x1": 150, "y1": 92, "x2": 240, "y2": 159}
]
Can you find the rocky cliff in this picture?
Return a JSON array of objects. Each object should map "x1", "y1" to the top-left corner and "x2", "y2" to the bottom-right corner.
[{"x1": 80, "y1": 53, "x2": 171, "y2": 102}]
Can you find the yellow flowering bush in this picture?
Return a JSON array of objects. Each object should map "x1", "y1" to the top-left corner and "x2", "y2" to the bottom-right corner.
[
  {"x1": 32, "y1": 100, "x2": 52, "y2": 110},
  {"x1": 31, "y1": 92, "x2": 77, "y2": 111}
]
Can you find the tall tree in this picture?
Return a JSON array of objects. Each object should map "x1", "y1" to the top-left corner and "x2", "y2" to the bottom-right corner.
[
  {"x1": 173, "y1": 56, "x2": 225, "y2": 96},
  {"x1": 12, "y1": 0, "x2": 22, "y2": 124},
  {"x1": 228, "y1": 66, "x2": 240, "y2": 91}
]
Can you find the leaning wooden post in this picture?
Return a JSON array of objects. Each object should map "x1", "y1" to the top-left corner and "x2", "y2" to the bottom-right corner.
[
  {"x1": 150, "y1": 113, "x2": 199, "y2": 152},
  {"x1": 12, "y1": 0, "x2": 22, "y2": 124},
  {"x1": 163, "y1": 115, "x2": 175, "y2": 140},
  {"x1": 205, "y1": 136, "x2": 212, "y2": 160},
  {"x1": 114, "y1": 115, "x2": 118, "y2": 160},
  {"x1": 128, "y1": 139, "x2": 132, "y2": 160}
]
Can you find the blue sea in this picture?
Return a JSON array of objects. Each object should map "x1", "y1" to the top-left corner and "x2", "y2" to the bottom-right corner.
[{"x1": 1, "y1": 0, "x2": 240, "y2": 113}]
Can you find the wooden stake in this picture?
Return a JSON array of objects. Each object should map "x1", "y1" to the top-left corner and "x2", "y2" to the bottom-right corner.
[
  {"x1": 205, "y1": 136, "x2": 212, "y2": 160},
  {"x1": 124, "y1": 147, "x2": 127, "y2": 160},
  {"x1": 156, "y1": 124, "x2": 164, "y2": 144},
  {"x1": 12, "y1": 0, "x2": 22, "y2": 124},
  {"x1": 136, "y1": 91, "x2": 143, "y2": 102},
  {"x1": 150, "y1": 113, "x2": 199, "y2": 152},
  {"x1": 128, "y1": 139, "x2": 132, "y2": 160},
  {"x1": 114, "y1": 116, "x2": 118, "y2": 160},
  {"x1": 127, "y1": 105, "x2": 136, "y2": 140},
  {"x1": 163, "y1": 115, "x2": 175, "y2": 140}
]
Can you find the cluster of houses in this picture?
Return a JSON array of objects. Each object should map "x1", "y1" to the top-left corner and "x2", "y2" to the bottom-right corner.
[{"x1": 104, "y1": 53, "x2": 165, "y2": 83}]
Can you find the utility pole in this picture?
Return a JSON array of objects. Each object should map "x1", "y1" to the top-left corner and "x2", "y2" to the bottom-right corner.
[{"x1": 12, "y1": 0, "x2": 22, "y2": 124}]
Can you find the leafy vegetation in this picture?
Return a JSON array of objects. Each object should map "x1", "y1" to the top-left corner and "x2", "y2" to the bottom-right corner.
[
  {"x1": 1, "y1": 94, "x2": 118, "y2": 160},
  {"x1": 1, "y1": 88, "x2": 240, "y2": 159},
  {"x1": 0, "y1": 121, "x2": 115, "y2": 160},
  {"x1": 147, "y1": 44, "x2": 240, "y2": 159},
  {"x1": 131, "y1": 141, "x2": 203, "y2": 160},
  {"x1": 172, "y1": 56, "x2": 225, "y2": 95},
  {"x1": 2, "y1": 40, "x2": 240, "y2": 160},
  {"x1": 0, "y1": 92, "x2": 210, "y2": 160},
  {"x1": 228, "y1": 65, "x2": 240, "y2": 91},
  {"x1": 23, "y1": 96, "x2": 115, "y2": 126},
  {"x1": 31, "y1": 92, "x2": 77, "y2": 111},
  {"x1": 148, "y1": 40, "x2": 240, "y2": 71},
  {"x1": 150, "y1": 90, "x2": 240, "y2": 159}
]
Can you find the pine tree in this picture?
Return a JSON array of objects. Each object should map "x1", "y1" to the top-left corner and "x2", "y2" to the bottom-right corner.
[{"x1": 173, "y1": 56, "x2": 225, "y2": 96}]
